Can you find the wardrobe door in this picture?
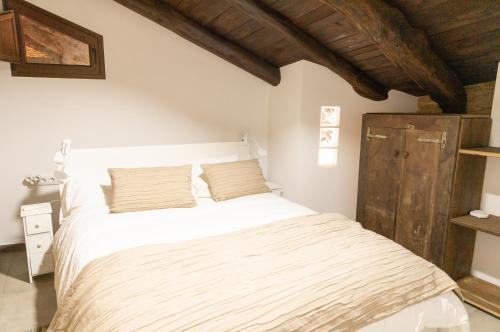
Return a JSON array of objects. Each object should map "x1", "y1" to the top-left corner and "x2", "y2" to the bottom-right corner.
[
  {"x1": 395, "y1": 129, "x2": 444, "y2": 258},
  {"x1": 358, "y1": 126, "x2": 404, "y2": 239}
]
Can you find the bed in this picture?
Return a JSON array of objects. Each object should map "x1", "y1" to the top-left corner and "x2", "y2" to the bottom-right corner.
[{"x1": 49, "y1": 141, "x2": 469, "y2": 332}]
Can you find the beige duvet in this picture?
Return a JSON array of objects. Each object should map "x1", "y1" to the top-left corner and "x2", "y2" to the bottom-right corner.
[{"x1": 49, "y1": 213, "x2": 457, "y2": 331}]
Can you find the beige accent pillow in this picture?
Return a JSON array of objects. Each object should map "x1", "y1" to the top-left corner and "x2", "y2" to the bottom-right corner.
[
  {"x1": 201, "y1": 159, "x2": 270, "y2": 201},
  {"x1": 108, "y1": 165, "x2": 196, "y2": 213}
]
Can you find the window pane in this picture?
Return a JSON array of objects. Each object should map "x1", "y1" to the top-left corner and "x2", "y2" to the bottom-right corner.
[
  {"x1": 319, "y1": 128, "x2": 339, "y2": 148},
  {"x1": 320, "y1": 106, "x2": 340, "y2": 127},
  {"x1": 21, "y1": 15, "x2": 90, "y2": 66},
  {"x1": 318, "y1": 148, "x2": 338, "y2": 167}
]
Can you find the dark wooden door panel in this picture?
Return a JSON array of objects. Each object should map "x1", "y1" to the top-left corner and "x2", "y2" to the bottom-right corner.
[
  {"x1": 0, "y1": 11, "x2": 20, "y2": 63},
  {"x1": 357, "y1": 113, "x2": 479, "y2": 271},
  {"x1": 360, "y1": 126, "x2": 403, "y2": 239},
  {"x1": 395, "y1": 129, "x2": 443, "y2": 257}
]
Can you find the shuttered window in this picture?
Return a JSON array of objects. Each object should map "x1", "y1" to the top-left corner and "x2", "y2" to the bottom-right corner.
[{"x1": 318, "y1": 106, "x2": 340, "y2": 167}]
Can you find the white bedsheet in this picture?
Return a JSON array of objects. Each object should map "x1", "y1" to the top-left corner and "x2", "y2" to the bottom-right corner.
[{"x1": 53, "y1": 193, "x2": 469, "y2": 332}]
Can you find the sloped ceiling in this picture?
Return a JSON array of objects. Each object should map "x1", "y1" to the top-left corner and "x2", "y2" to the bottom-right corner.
[{"x1": 115, "y1": 0, "x2": 500, "y2": 112}]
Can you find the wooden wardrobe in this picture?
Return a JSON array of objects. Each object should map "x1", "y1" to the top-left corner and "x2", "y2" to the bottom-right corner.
[{"x1": 356, "y1": 113, "x2": 491, "y2": 274}]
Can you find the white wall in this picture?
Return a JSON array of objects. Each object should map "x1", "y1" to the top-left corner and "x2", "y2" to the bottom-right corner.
[
  {"x1": 472, "y1": 63, "x2": 500, "y2": 286},
  {"x1": 0, "y1": 0, "x2": 271, "y2": 245},
  {"x1": 268, "y1": 61, "x2": 417, "y2": 218},
  {"x1": 267, "y1": 63, "x2": 305, "y2": 203}
]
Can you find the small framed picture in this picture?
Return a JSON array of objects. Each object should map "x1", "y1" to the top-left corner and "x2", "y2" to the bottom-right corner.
[
  {"x1": 319, "y1": 128, "x2": 339, "y2": 148},
  {"x1": 320, "y1": 106, "x2": 340, "y2": 127}
]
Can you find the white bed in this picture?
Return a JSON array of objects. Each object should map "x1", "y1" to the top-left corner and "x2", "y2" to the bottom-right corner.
[{"x1": 52, "y1": 141, "x2": 469, "y2": 332}]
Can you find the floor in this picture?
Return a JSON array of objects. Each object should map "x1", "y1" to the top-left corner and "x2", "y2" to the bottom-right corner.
[
  {"x1": 0, "y1": 246, "x2": 499, "y2": 332},
  {"x1": 0, "y1": 245, "x2": 56, "y2": 332},
  {"x1": 464, "y1": 303, "x2": 500, "y2": 332}
]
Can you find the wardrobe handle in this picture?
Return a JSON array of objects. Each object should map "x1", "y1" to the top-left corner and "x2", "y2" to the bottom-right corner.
[
  {"x1": 403, "y1": 151, "x2": 410, "y2": 159},
  {"x1": 394, "y1": 150, "x2": 400, "y2": 157}
]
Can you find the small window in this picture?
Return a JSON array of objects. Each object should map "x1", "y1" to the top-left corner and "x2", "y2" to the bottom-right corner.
[
  {"x1": 3, "y1": 0, "x2": 106, "y2": 79},
  {"x1": 318, "y1": 106, "x2": 340, "y2": 167},
  {"x1": 21, "y1": 15, "x2": 91, "y2": 66}
]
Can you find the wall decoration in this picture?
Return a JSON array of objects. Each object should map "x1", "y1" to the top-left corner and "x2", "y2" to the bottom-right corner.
[
  {"x1": 318, "y1": 106, "x2": 341, "y2": 167},
  {"x1": 319, "y1": 128, "x2": 339, "y2": 148},
  {"x1": 320, "y1": 106, "x2": 340, "y2": 127}
]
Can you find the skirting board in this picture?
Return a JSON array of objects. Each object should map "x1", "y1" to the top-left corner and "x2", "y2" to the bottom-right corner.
[
  {"x1": 471, "y1": 270, "x2": 500, "y2": 288},
  {"x1": 0, "y1": 243, "x2": 25, "y2": 251}
]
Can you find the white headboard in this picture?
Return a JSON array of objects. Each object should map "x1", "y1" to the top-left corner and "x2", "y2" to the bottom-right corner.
[{"x1": 64, "y1": 141, "x2": 251, "y2": 184}]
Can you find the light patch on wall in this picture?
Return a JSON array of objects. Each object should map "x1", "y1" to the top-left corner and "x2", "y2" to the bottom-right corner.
[{"x1": 318, "y1": 106, "x2": 340, "y2": 167}]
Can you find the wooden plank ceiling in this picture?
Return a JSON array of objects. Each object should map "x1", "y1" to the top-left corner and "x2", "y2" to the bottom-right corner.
[{"x1": 120, "y1": 0, "x2": 499, "y2": 102}]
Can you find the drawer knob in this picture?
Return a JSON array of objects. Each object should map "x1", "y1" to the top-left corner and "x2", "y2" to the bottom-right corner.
[
  {"x1": 35, "y1": 224, "x2": 40, "y2": 229},
  {"x1": 37, "y1": 243, "x2": 42, "y2": 249}
]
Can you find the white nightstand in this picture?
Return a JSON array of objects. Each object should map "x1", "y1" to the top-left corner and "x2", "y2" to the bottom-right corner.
[
  {"x1": 20, "y1": 203, "x2": 55, "y2": 283},
  {"x1": 266, "y1": 181, "x2": 284, "y2": 197}
]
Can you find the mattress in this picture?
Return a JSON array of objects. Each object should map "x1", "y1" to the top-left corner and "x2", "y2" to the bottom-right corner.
[{"x1": 52, "y1": 193, "x2": 469, "y2": 331}]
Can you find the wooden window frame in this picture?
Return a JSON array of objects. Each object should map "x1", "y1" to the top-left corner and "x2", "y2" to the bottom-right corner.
[{"x1": 2, "y1": 0, "x2": 105, "y2": 79}]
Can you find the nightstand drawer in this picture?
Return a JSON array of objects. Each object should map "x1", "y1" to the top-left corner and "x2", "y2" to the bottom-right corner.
[
  {"x1": 26, "y1": 233, "x2": 52, "y2": 255},
  {"x1": 25, "y1": 214, "x2": 52, "y2": 235},
  {"x1": 30, "y1": 252, "x2": 54, "y2": 276}
]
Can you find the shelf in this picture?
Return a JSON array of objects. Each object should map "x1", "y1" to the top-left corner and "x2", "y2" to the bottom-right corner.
[
  {"x1": 458, "y1": 276, "x2": 500, "y2": 318},
  {"x1": 450, "y1": 214, "x2": 500, "y2": 237},
  {"x1": 459, "y1": 147, "x2": 500, "y2": 158}
]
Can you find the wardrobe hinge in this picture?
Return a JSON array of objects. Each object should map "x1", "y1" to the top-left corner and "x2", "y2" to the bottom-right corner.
[
  {"x1": 416, "y1": 132, "x2": 447, "y2": 150},
  {"x1": 441, "y1": 131, "x2": 447, "y2": 150},
  {"x1": 366, "y1": 127, "x2": 387, "y2": 141}
]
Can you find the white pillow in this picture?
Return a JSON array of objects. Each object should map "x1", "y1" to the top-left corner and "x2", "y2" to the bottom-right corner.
[
  {"x1": 192, "y1": 154, "x2": 239, "y2": 198},
  {"x1": 61, "y1": 155, "x2": 240, "y2": 213},
  {"x1": 61, "y1": 177, "x2": 111, "y2": 217}
]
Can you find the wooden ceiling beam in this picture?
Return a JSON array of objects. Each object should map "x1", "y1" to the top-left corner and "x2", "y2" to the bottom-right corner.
[
  {"x1": 227, "y1": 0, "x2": 388, "y2": 101},
  {"x1": 321, "y1": 0, "x2": 466, "y2": 113},
  {"x1": 113, "y1": 0, "x2": 280, "y2": 86}
]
